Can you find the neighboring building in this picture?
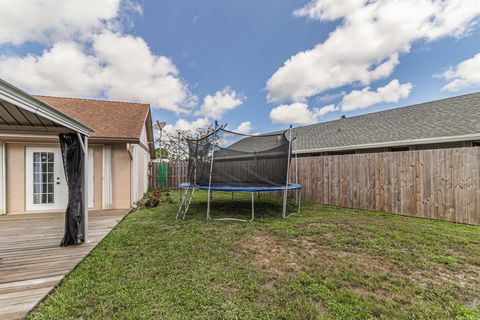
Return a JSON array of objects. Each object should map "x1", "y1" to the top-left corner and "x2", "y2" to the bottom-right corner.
[
  {"x1": 290, "y1": 92, "x2": 480, "y2": 155},
  {"x1": 261, "y1": 92, "x2": 480, "y2": 226},
  {"x1": 0, "y1": 82, "x2": 154, "y2": 215}
]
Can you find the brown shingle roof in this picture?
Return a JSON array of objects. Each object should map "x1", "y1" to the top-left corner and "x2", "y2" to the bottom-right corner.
[{"x1": 35, "y1": 95, "x2": 150, "y2": 141}]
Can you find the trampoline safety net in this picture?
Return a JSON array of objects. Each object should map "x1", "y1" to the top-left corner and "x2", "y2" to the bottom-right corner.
[{"x1": 186, "y1": 128, "x2": 290, "y2": 187}]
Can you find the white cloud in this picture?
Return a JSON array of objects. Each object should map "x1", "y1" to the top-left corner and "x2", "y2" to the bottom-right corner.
[
  {"x1": 0, "y1": 0, "x2": 122, "y2": 45},
  {"x1": 234, "y1": 121, "x2": 253, "y2": 134},
  {"x1": 441, "y1": 52, "x2": 480, "y2": 91},
  {"x1": 267, "y1": 0, "x2": 480, "y2": 103},
  {"x1": 0, "y1": 42, "x2": 102, "y2": 97},
  {"x1": 269, "y1": 103, "x2": 337, "y2": 125},
  {"x1": 341, "y1": 79, "x2": 412, "y2": 111},
  {"x1": 196, "y1": 87, "x2": 245, "y2": 119},
  {"x1": 163, "y1": 118, "x2": 210, "y2": 137},
  {"x1": 0, "y1": 1, "x2": 197, "y2": 113},
  {"x1": 93, "y1": 32, "x2": 190, "y2": 112},
  {"x1": 0, "y1": 32, "x2": 192, "y2": 113}
]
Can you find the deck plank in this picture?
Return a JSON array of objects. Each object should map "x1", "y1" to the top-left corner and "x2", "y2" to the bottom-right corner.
[{"x1": 0, "y1": 210, "x2": 128, "y2": 319}]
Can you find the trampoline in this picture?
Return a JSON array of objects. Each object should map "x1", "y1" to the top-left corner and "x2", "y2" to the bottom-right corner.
[
  {"x1": 176, "y1": 125, "x2": 302, "y2": 221},
  {"x1": 179, "y1": 182, "x2": 302, "y2": 192}
]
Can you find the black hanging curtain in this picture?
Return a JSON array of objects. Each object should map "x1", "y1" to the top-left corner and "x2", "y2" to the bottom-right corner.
[{"x1": 59, "y1": 133, "x2": 84, "y2": 246}]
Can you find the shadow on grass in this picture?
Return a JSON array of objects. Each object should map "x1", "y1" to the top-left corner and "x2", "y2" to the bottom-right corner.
[{"x1": 180, "y1": 191, "x2": 299, "y2": 221}]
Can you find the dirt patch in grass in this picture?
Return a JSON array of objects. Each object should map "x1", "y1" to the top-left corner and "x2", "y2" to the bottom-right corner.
[
  {"x1": 240, "y1": 229, "x2": 480, "y2": 310},
  {"x1": 242, "y1": 232, "x2": 401, "y2": 274},
  {"x1": 240, "y1": 233, "x2": 307, "y2": 276},
  {"x1": 411, "y1": 268, "x2": 480, "y2": 292}
]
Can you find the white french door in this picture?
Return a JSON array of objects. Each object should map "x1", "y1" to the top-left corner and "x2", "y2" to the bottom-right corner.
[
  {"x1": 26, "y1": 147, "x2": 94, "y2": 212},
  {"x1": 26, "y1": 147, "x2": 67, "y2": 211}
]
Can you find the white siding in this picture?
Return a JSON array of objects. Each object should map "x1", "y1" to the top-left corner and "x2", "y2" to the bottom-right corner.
[
  {"x1": 130, "y1": 123, "x2": 151, "y2": 205},
  {"x1": 0, "y1": 143, "x2": 5, "y2": 214}
]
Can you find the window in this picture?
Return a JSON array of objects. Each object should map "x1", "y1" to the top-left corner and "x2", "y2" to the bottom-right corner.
[{"x1": 33, "y1": 152, "x2": 54, "y2": 204}]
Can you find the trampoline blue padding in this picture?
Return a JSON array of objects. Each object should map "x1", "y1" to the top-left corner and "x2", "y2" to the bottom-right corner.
[{"x1": 179, "y1": 182, "x2": 302, "y2": 192}]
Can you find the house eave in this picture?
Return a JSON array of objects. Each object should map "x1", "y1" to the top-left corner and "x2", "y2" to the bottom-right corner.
[
  {"x1": 0, "y1": 132, "x2": 141, "y2": 144},
  {"x1": 294, "y1": 133, "x2": 480, "y2": 154},
  {"x1": 145, "y1": 109, "x2": 156, "y2": 159},
  {"x1": 0, "y1": 79, "x2": 93, "y2": 136}
]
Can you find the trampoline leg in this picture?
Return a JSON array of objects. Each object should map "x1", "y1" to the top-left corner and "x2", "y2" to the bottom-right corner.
[
  {"x1": 297, "y1": 191, "x2": 302, "y2": 214},
  {"x1": 178, "y1": 187, "x2": 181, "y2": 211},
  {"x1": 251, "y1": 192, "x2": 255, "y2": 221},
  {"x1": 282, "y1": 189, "x2": 287, "y2": 219},
  {"x1": 207, "y1": 190, "x2": 211, "y2": 220}
]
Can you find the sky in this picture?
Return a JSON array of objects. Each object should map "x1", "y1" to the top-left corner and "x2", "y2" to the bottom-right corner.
[{"x1": 0, "y1": 0, "x2": 480, "y2": 137}]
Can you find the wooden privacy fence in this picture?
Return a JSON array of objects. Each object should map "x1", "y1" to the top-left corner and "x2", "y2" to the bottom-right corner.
[
  {"x1": 167, "y1": 161, "x2": 188, "y2": 188},
  {"x1": 163, "y1": 147, "x2": 480, "y2": 225},
  {"x1": 294, "y1": 147, "x2": 480, "y2": 225}
]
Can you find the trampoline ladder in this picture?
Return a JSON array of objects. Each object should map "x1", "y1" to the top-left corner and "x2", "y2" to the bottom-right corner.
[{"x1": 176, "y1": 187, "x2": 196, "y2": 220}]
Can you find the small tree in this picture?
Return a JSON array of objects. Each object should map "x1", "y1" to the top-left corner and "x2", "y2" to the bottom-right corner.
[
  {"x1": 155, "y1": 147, "x2": 169, "y2": 159},
  {"x1": 163, "y1": 124, "x2": 218, "y2": 161}
]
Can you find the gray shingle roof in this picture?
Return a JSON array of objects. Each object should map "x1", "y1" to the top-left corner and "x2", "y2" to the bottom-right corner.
[{"x1": 290, "y1": 92, "x2": 480, "y2": 153}]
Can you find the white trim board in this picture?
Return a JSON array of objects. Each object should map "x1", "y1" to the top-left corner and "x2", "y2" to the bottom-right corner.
[
  {"x1": 0, "y1": 143, "x2": 5, "y2": 214},
  {"x1": 131, "y1": 144, "x2": 138, "y2": 205},
  {"x1": 88, "y1": 150, "x2": 94, "y2": 208},
  {"x1": 102, "y1": 145, "x2": 112, "y2": 210}
]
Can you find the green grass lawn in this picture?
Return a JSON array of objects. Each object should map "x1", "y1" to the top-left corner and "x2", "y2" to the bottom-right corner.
[{"x1": 28, "y1": 191, "x2": 480, "y2": 320}]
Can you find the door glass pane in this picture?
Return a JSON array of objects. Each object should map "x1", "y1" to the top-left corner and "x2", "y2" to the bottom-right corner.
[{"x1": 32, "y1": 152, "x2": 55, "y2": 204}]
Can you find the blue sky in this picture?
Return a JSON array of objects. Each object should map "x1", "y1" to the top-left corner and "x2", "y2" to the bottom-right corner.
[
  {"x1": 1, "y1": 0, "x2": 480, "y2": 135},
  {"x1": 136, "y1": 0, "x2": 335, "y2": 132}
]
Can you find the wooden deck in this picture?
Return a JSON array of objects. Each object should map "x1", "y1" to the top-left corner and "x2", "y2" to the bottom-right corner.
[{"x1": 0, "y1": 210, "x2": 128, "y2": 319}]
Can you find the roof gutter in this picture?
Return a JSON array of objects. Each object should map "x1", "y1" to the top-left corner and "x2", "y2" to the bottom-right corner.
[
  {"x1": 294, "y1": 133, "x2": 480, "y2": 154},
  {"x1": 0, "y1": 78, "x2": 93, "y2": 136}
]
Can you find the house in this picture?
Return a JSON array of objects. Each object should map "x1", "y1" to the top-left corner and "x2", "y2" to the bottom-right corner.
[
  {"x1": 0, "y1": 79, "x2": 154, "y2": 216},
  {"x1": 287, "y1": 92, "x2": 480, "y2": 225}
]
